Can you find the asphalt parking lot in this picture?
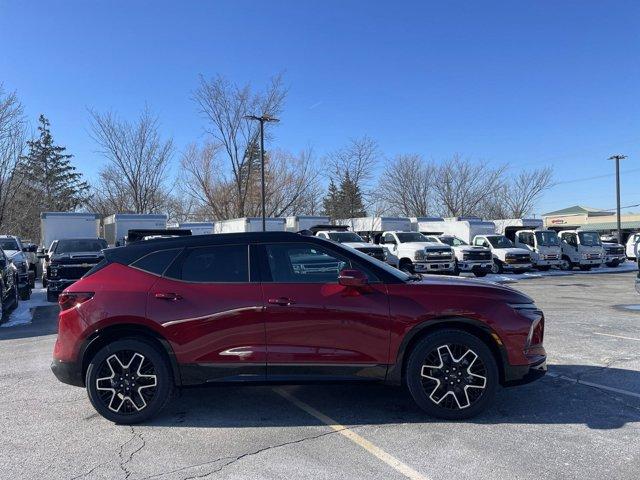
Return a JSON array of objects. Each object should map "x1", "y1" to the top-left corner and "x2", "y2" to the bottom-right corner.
[{"x1": 1, "y1": 271, "x2": 639, "y2": 480}]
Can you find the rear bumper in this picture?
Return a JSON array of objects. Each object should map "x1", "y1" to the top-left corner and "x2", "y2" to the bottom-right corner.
[
  {"x1": 503, "y1": 357, "x2": 547, "y2": 386},
  {"x1": 51, "y1": 359, "x2": 84, "y2": 387}
]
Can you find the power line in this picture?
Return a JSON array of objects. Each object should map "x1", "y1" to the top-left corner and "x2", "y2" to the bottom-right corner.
[{"x1": 551, "y1": 167, "x2": 640, "y2": 187}]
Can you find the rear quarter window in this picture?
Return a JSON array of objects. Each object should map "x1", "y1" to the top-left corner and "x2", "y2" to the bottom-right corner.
[{"x1": 130, "y1": 248, "x2": 182, "y2": 276}]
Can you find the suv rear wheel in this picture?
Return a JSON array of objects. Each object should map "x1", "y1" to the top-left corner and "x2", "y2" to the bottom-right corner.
[
  {"x1": 406, "y1": 329, "x2": 498, "y2": 420},
  {"x1": 85, "y1": 338, "x2": 174, "y2": 424}
]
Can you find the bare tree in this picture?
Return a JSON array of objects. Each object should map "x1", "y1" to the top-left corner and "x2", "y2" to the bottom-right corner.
[
  {"x1": 434, "y1": 154, "x2": 507, "y2": 218},
  {"x1": 379, "y1": 154, "x2": 436, "y2": 216},
  {"x1": 503, "y1": 167, "x2": 553, "y2": 217},
  {"x1": 0, "y1": 86, "x2": 28, "y2": 232},
  {"x1": 193, "y1": 74, "x2": 286, "y2": 217},
  {"x1": 89, "y1": 107, "x2": 173, "y2": 214}
]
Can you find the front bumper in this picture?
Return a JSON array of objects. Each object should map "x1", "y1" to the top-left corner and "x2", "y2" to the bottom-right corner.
[
  {"x1": 51, "y1": 359, "x2": 84, "y2": 387},
  {"x1": 605, "y1": 254, "x2": 626, "y2": 263},
  {"x1": 46, "y1": 279, "x2": 76, "y2": 294},
  {"x1": 578, "y1": 258, "x2": 603, "y2": 266},
  {"x1": 504, "y1": 262, "x2": 532, "y2": 270},
  {"x1": 503, "y1": 357, "x2": 547, "y2": 386},
  {"x1": 414, "y1": 261, "x2": 455, "y2": 273},
  {"x1": 534, "y1": 258, "x2": 561, "y2": 267},
  {"x1": 457, "y1": 261, "x2": 492, "y2": 272}
]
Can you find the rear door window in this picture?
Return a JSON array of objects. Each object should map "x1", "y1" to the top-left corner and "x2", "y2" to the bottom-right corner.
[
  {"x1": 166, "y1": 244, "x2": 249, "y2": 282},
  {"x1": 263, "y1": 243, "x2": 350, "y2": 283}
]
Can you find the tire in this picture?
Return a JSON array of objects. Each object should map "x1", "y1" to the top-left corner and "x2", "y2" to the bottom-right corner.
[
  {"x1": 406, "y1": 329, "x2": 498, "y2": 420},
  {"x1": 490, "y1": 260, "x2": 503, "y2": 274},
  {"x1": 537, "y1": 266, "x2": 551, "y2": 271},
  {"x1": 400, "y1": 259, "x2": 415, "y2": 275},
  {"x1": 606, "y1": 259, "x2": 619, "y2": 268},
  {"x1": 559, "y1": 257, "x2": 573, "y2": 271},
  {"x1": 579, "y1": 265, "x2": 591, "y2": 271},
  {"x1": 450, "y1": 263, "x2": 460, "y2": 276},
  {"x1": 42, "y1": 276, "x2": 47, "y2": 288},
  {"x1": 473, "y1": 270, "x2": 488, "y2": 278},
  {"x1": 11, "y1": 283, "x2": 19, "y2": 310},
  {"x1": 46, "y1": 289, "x2": 57, "y2": 303},
  {"x1": 19, "y1": 287, "x2": 30, "y2": 301},
  {"x1": 85, "y1": 338, "x2": 174, "y2": 424}
]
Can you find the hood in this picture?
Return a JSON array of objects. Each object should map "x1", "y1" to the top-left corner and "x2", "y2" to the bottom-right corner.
[
  {"x1": 416, "y1": 275, "x2": 534, "y2": 303},
  {"x1": 454, "y1": 245, "x2": 488, "y2": 252},
  {"x1": 344, "y1": 242, "x2": 382, "y2": 249},
  {"x1": 50, "y1": 251, "x2": 104, "y2": 264},
  {"x1": 498, "y1": 247, "x2": 531, "y2": 255},
  {"x1": 401, "y1": 241, "x2": 451, "y2": 250}
]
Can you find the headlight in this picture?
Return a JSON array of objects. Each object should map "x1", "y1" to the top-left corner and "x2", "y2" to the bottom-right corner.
[
  {"x1": 581, "y1": 253, "x2": 589, "y2": 259},
  {"x1": 49, "y1": 266, "x2": 58, "y2": 277},
  {"x1": 508, "y1": 302, "x2": 544, "y2": 346},
  {"x1": 415, "y1": 250, "x2": 426, "y2": 261}
]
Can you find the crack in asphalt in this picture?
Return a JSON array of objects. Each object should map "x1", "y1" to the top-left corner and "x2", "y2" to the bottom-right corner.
[
  {"x1": 119, "y1": 426, "x2": 147, "y2": 479},
  {"x1": 138, "y1": 427, "x2": 347, "y2": 480}
]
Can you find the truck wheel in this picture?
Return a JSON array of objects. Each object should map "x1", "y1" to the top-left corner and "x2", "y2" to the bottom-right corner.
[
  {"x1": 473, "y1": 270, "x2": 488, "y2": 278},
  {"x1": 406, "y1": 329, "x2": 498, "y2": 420},
  {"x1": 42, "y1": 276, "x2": 48, "y2": 288},
  {"x1": 399, "y1": 259, "x2": 415, "y2": 275},
  {"x1": 559, "y1": 257, "x2": 572, "y2": 271},
  {"x1": 85, "y1": 338, "x2": 174, "y2": 424},
  {"x1": 451, "y1": 262, "x2": 460, "y2": 276},
  {"x1": 490, "y1": 260, "x2": 503, "y2": 274},
  {"x1": 46, "y1": 289, "x2": 57, "y2": 303},
  {"x1": 606, "y1": 259, "x2": 619, "y2": 268}
]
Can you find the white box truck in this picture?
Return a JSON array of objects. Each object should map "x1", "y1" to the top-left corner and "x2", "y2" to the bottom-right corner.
[
  {"x1": 40, "y1": 212, "x2": 100, "y2": 249},
  {"x1": 103, "y1": 214, "x2": 168, "y2": 246},
  {"x1": 412, "y1": 217, "x2": 496, "y2": 245},
  {"x1": 177, "y1": 222, "x2": 215, "y2": 235},
  {"x1": 558, "y1": 230, "x2": 604, "y2": 271},
  {"x1": 214, "y1": 217, "x2": 286, "y2": 233},
  {"x1": 493, "y1": 218, "x2": 561, "y2": 270},
  {"x1": 286, "y1": 215, "x2": 331, "y2": 232},
  {"x1": 336, "y1": 217, "x2": 412, "y2": 243}
]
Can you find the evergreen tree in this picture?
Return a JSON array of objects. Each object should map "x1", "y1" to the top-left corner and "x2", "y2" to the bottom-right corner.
[
  {"x1": 338, "y1": 171, "x2": 366, "y2": 218},
  {"x1": 322, "y1": 179, "x2": 340, "y2": 218},
  {"x1": 19, "y1": 115, "x2": 89, "y2": 211}
]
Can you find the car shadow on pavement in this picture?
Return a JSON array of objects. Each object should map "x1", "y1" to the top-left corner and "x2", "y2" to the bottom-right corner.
[{"x1": 148, "y1": 364, "x2": 640, "y2": 431}]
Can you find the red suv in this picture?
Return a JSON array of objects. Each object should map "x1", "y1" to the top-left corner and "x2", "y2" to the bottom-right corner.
[{"x1": 52, "y1": 232, "x2": 546, "y2": 424}]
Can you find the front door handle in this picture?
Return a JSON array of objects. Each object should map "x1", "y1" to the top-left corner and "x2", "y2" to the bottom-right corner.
[
  {"x1": 268, "y1": 297, "x2": 295, "y2": 306},
  {"x1": 155, "y1": 292, "x2": 183, "y2": 301}
]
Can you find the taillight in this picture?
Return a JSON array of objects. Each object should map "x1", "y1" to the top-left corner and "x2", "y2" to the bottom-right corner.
[{"x1": 58, "y1": 292, "x2": 94, "y2": 311}]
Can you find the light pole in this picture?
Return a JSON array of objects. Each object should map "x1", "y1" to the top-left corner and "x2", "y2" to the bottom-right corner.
[
  {"x1": 608, "y1": 154, "x2": 627, "y2": 243},
  {"x1": 244, "y1": 114, "x2": 280, "y2": 231}
]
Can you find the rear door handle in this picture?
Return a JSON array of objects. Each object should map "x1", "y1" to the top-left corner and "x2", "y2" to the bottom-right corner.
[
  {"x1": 268, "y1": 297, "x2": 295, "y2": 306},
  {"x1": 155, "y1": 292, "x2": 183, "y2": 301}
]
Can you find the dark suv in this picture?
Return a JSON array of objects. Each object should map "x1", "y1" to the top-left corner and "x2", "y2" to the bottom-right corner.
[
  {"x1": 42, "y1": 238, "x2": 107, "y2": 302},
  {"x1": 52, "y1": 232, "x2": 546, "y2": 424}
]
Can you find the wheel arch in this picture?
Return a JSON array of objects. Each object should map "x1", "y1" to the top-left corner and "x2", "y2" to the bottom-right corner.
[
  {"x1": 79, "y1": 323, "x2": 181, "y2": 387},
  {"x1": 386, "y1": 317, "x2": 508, "y2": 386}
]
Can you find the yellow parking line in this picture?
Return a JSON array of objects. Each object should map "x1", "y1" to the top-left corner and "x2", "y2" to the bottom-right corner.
[
  {"x1": 274, "y1": 387, "x2": 430, "y2": 480},
  {"x1": 594, "y1": 332, "x2": 640, "y2": 342}
]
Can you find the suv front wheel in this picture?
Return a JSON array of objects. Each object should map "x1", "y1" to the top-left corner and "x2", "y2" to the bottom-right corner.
[
  {"x1": 85, "y1": 338, "x2": 174, "y2": 424},
  {"x1": 406, "y1": 329, "x2": 498, "y2": 420}
]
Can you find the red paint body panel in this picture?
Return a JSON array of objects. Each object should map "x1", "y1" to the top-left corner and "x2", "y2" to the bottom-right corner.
[
  {"x1": 147, "y1": 277, "x2": 265, "y2": 364},
  {"x1": 261, "y1": 283, "x2": 390, "y2": 364}
]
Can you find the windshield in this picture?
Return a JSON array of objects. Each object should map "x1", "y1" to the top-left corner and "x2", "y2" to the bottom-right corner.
[
  {"x1": 0, "y1": 238, "x2": 19, "y2": 251},
  {"x1": 54, "y1": 239, "x2": 107, "y2": 254},
  {"x1": 327, "y1": 232, "x2": 363, "y2": 243},
  {"x1": 439, "y1": 236, "x2": 468, "y2": 247},
  {"x1": 535, "y1": 231, "x2": 560, "y2": 246},
  {"x1": 578, "y1": 232, "x2": 601, "y2": 246},
  {"x1": 487, "y1": 236, "x2": 514, "y2": 248},
  {"x1": 396, "y1": 232, "x2": 429, "y2": 243}
]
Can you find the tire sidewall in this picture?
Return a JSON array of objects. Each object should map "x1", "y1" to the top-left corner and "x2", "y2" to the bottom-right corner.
[
  {"x1": 405, "y1": 329, "x2": 498, "y2": 420},
  {"x1": 85, "y1": 338, "x2": 173, "y2": 424}
]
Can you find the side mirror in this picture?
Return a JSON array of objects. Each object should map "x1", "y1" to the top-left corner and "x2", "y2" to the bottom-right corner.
[{"x1": 338, "y1": 269, "x2": 369, "y2": 287}]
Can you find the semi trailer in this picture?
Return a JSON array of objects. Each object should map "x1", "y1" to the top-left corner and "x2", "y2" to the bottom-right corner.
[
  {"x1": 40, "y1": 212, "x2": 100, "y2": 249},
  {"x1": 214, "y1": 217, "x2": 286, "y2": 233},
  {"x1": 103, "y1": 214, "x2": 168, "y2": 247}
]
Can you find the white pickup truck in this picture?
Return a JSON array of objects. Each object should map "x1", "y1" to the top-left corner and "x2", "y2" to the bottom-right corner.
[
  {"x1": 558, "y1": 230, "x2": 604, "y2": 271},
  {"x1": 422, "y1": 234, "x2": 492, "y2": 277},
  {"x1": 472, "y1": 234, "x2": 532, "y2": 274},
  {"x1": 379, "y1": 231, "x2": 456, "y2": 275},
  {"x1": 314, "y1": 229, "x2": 386, "y2": 262}
]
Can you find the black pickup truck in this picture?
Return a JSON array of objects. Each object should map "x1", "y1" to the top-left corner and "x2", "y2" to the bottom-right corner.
[{"x1": 41, "y1": 238, "x2": 108, "y2": 302}]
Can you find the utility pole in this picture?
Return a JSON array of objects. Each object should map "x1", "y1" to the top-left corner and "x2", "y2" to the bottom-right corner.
[
  {"x1": 608, "y1": 154, "x2": 627, "y2": 243},
  {"x1": 244, "y1": 114, "x2": 280, "y2": 231}
]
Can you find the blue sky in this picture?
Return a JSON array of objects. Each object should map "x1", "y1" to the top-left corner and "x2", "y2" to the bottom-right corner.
[{"x1": 1, "y1": 0, "x2": 638, "y2": 215}]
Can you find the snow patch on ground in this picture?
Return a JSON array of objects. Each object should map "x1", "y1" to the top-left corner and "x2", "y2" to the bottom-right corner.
[{"x1": 0, "y1": 284, "x2": 49, "y2": 328}]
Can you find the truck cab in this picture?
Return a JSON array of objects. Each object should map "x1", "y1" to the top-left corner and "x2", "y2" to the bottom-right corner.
[
  {"x1": 422, "y1": 234, "x2": 492, "y2": 277},
  {"x1": 625, "y1": 232, "x2": 640, "y2": 260},
  {"x1": 558, "y1": 230, "x2": 604, "y2": 271},
  {"x1": 379, "y1": 231, "x2": 455, "y2": 275},
  {"x1": 314, "y1": 229, "x2": 386, "y2": 262},
  {"x1": 511, "y1": 230, "x2": 562, "y2": 270},
  {"x1": 472, "y1": 235, "x2": 532, "y2": 274}
]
